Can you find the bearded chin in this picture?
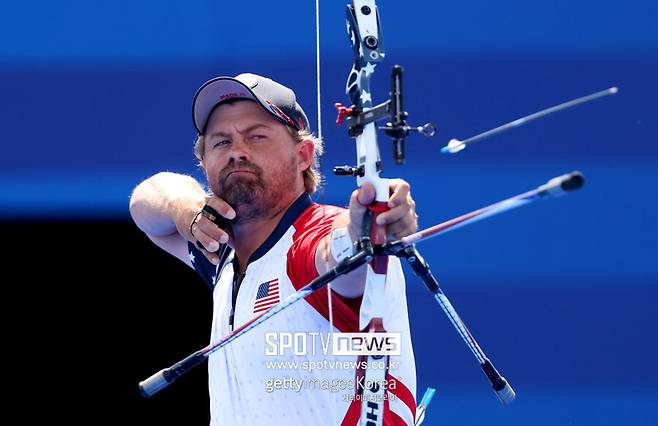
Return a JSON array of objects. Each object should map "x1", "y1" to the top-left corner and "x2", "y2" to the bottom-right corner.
[
  {"x1": 210, "y1": 155, "x2": 298, "y2": 224},
  {"x1": 222, "y1": 180, "x2": 261, "y2": 206},
  {"x1": 214, "y1": 178, "x2": 268, "y2": 223}
]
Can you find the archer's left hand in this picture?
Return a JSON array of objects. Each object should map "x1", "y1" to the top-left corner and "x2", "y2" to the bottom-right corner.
[{"x1": 348, "y1": 178, "x2": 418, "y2": 241}]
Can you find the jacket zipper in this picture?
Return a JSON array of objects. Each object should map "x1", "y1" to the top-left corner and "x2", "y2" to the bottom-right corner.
[{"x1": 229, "y1": 266, "x2": 245, "y2": 332}]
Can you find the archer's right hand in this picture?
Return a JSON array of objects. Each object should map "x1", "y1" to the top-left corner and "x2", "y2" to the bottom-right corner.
[{"x1": 181, "y1": 196, "x2": 236, "y2": 265}]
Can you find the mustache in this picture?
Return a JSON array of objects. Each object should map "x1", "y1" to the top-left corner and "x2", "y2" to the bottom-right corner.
[{"x1": 219, "y1": 161, "x2": 262, "y2": 182}]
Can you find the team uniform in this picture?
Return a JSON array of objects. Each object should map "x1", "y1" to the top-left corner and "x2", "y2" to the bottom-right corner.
[{"x1": 189, "y1": 193, "x2": 417, "y2": 425}]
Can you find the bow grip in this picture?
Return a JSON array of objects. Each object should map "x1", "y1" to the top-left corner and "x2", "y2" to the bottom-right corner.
[{"x1": 367, "y1": 201, "x2": 388, "y2": 273}]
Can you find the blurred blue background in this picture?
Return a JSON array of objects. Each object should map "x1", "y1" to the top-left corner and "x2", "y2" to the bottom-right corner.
[{"x1": 2, "y1": 0, "x2": 656, "y2": 424}]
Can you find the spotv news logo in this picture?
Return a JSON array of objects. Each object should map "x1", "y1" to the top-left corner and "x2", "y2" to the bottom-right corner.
[
  {"x1": 264, "y1": 332, "x2": 401, "y2": 356},
  {"x1": 334, "y1": 333, "x2": 401, "y2": 356}
]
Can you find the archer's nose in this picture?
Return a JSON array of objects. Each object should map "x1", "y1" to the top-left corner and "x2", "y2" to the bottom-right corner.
[{"x1": 227, "y1": 138, "x2": 250, "y2": 163}]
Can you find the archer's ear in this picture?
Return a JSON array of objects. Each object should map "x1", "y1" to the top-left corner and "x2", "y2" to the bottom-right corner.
[{"x1": 297, "y1": 139, "x2": 315, "y2": 172}]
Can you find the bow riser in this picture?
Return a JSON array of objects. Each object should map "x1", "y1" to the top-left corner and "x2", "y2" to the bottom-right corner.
[{"x1": 346, "y1": 2, "x2": 392, "y2": 425}]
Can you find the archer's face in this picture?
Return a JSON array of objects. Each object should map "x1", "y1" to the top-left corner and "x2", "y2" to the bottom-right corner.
[{"x1": 201, "y1": 100, "x2": 307, "y2": 222}]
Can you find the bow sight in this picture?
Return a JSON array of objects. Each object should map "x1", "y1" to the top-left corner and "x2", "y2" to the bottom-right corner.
[{"x1": 335, "y1": 65, "x2": 437, "y2": 171}]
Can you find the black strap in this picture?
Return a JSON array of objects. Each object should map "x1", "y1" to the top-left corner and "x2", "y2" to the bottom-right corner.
[{"x1": 201, "y1": 204, "x2": 230, "y2": 230}]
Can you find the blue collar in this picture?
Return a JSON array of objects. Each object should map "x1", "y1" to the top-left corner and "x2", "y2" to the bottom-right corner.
[{"x1": 247, "y1": 192, "x2": 313, "y2": 265}]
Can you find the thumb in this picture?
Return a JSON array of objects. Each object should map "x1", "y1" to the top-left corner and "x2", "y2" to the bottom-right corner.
[
  {"x1": 348, "y1": 182, "x2": 376, "y2": 240},
  {"x1": 357, "y1": 181, "x2": 376, "y2": 206}
]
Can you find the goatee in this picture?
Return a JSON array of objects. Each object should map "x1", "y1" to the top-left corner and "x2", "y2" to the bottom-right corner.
[{"x1": 211, "y1": 157, "x2": 297, "y2": 224}]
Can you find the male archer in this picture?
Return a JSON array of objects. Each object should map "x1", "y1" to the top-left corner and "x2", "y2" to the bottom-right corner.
[{"x1": 130, "y1": 73, "x2": 418, "y2": 425}]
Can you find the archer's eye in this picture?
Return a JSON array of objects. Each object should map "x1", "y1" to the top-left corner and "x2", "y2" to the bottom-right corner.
[{"x1": 212, "y1": 139, "x2": 230, "y2": 149}]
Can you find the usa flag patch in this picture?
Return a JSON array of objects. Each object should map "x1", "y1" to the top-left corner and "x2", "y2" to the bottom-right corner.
[{"x1": 253, "y1": 278, "x2": 280, "y2": 313}]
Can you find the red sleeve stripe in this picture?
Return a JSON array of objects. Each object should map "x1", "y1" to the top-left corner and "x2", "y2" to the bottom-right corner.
[
  {"x1": 340, "y1": 391, "x2": 413, "y2": 426},
  {"x1": 286, "y1": 204, "x2": 362, "y2": 333},
  {"x1": 387, "y1": 374, "x2": 416, "y2": 422}
]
